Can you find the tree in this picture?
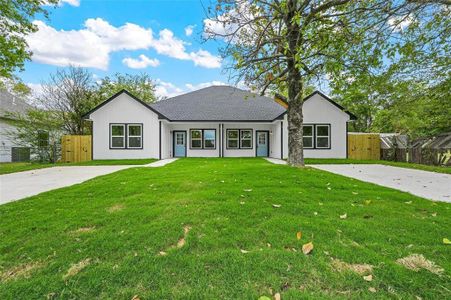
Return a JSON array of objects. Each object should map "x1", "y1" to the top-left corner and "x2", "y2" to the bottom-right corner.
[
  {"x1": 38, "y1": 66, "x2": 96, "y2": 135},
  {"x1": 5, "y1": 109, "x2": 63, "y2": 163},
  {"x1": 330, "y1": 1, "x2": 450, "y2": 135},
  {"x1": 0, "y1": 0, "x2": 58, "y2": 78},
  {"x1": 95, "y1": 73, "x2": 158, "y2": 104},
  {"x1": 205, "y1": 0, "x2": 449, "y2": 166}
]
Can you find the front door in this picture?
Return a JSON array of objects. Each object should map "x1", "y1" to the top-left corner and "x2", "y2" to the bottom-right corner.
[
  {"x1": 256, "y1": 131, "x2": 269, "y2": 157},
  {"x1": 174, "y1": 131, "x2": 186, "y2": 157}
]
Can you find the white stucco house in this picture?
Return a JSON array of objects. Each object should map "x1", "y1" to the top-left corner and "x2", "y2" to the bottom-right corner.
[
  {"x1": 0, "y1": 90, "x2": 33, "y2": 162},
  {"x1": 83, "y1": 86, "x2": 356, "y2": 160}
]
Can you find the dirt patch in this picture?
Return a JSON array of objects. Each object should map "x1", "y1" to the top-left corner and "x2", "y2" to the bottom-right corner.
[
  {"x1": 158, "y1": 225, "x2": 191, "y2": 255},
  {"x1": 70, "y1": 227, "x2": 95, "y2": 234},
  {"x1": 63, "y1": 258, "x2": 91, "y2": 279},
  {"x1": 396, "y1": 254, "x2": 444, "y2": 275},
  {"x1": 0, "y1": 261, "x2": 44, "y2": 282},
  {"x1": 331, "y1": 258, "x2": 373, "y2": 275},
  {"x1": 107, "y1": 204, "x2": 125, "y2": 213},
  {"x1": 176, "y1": 226, "x2": 192, "y2": 248}
]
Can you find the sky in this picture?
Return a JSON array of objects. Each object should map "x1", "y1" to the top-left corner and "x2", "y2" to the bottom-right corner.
[{"x1": 19, "y1": 0, "x2": 233, "y2": 98}]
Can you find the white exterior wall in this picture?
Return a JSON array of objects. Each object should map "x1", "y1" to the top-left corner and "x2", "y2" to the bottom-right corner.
[
  {"x1": 223, "y1": 123, "x2": 275, "y2": 157},
  {"x1": 0, "y1": 120, "x2": 16, "y2": 162},
  {"x1": 160, "y1": 121, "x2": 171, "y2": 159},
  {"x1": 281, "y1": 93, "x2": 350, "y2": 159},
  {"x1": 90, "y1": 93, "x2": 160, "y2": 159},
  {"x1": 168, "y1": 123, "x2": 220, "y2": 157}
]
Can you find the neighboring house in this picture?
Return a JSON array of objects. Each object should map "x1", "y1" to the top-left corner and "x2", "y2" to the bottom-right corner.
[
  {"x1": 83, "y1": 86, "x2": 356, "y2": 160},
  {"x1": 0, "y1": 90, "x2": 33, "y2": 162}
]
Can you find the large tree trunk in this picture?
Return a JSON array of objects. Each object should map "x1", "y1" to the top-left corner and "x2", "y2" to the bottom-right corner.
[
  {"x1": 284, "y1": 0, "x2": 305, "y2": 167},
  {"x1": 287, "y1": 78, "x2": 304, "y2": 167}
]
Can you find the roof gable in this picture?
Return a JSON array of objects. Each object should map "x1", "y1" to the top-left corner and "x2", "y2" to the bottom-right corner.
[{"x1": 83, "y1": 89, "x2": 165, "y2": 119}]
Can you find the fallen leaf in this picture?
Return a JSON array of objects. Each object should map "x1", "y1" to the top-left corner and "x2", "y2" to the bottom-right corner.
[
  {"x1": 131, "y1": 296, "x2": 140, "y2": 300},
  {"x1": 327, "y1": 187, "x2": 332, "y2": 190},
  {"x1": 314, "y1": 212, "x2": 318, "y2": 216},
  {"x1": 352, "y1": 192, "x2": 358, "y2": 195},
  {"x1": 302, "y1": 242, "x2": 314, "y2": 255},
  {"x1": 368, "y1": 287, "x2": 376, "y2": 293},
  {"x1": 272, "y1": 204, "x2": 281, "y2": 208},
  {"x1": 431, "y1": 212, "x2": 437, "y2": 217},
  {"x1": 267, "y1": 243, "x2": 271, "y2": 248},
  {"x1": 443, "y1": 238, "x2": 451, "y2": 245},
  {"x1": 364, "y1": 200, "x2": 372, "y2": 205},
  {"x1": 244, "y1": 189, "x2": 252, "y2": 192},
  {"x1": 405, "y1": 201, "x2": 412, "y2": 204},
  {"x1": 258, "y1": 297, "x2": 271, "y2": 300},
  {"x1": 240, "y1": 249, "x2": 249, "y2": 254},
  {"x1": 363, "y1": 274, "x2": 373, "y2": 281},
  {"x1": 240, "y1": 201, "x2": 245, "y2": 205},
  {"x1": 274, "y1": 293, "x2": 281, "y2": 300},
  {"x1": 296, "y1": 231, "x2": 302, "y2": 240},
  {"x1": 340, "y1": 213, "x2": 347, "y2": 219},
  {"x1": 158, "y1": 251, "x2": 167, "y2": 256}
]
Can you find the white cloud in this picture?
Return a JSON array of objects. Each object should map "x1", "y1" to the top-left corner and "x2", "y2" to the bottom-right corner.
[
  {"x1": 185, "y1": 25, "x2": 195, "y2": 36},
  {"x1": 388, "y1": 16, "x2": 413, "y2": 32},
  {"x1": 122, "y1": 54, "x2": 160, "y2": 69},
  {"x1": 26, "y1": 19, "x2": 221, "y2": 70},
  {"x1": 60, "y1": 0, "x2": 80, "y2": 6},
  {"x1": 155, "y1": 80, "x2": 227, "y2": 98}
]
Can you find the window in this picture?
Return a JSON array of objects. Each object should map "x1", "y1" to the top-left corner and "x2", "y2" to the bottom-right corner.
[
  {"x1": 227, "y1": 129, "x2": 253, "y2": 149},
  {"x1": 111, "y1": 124, "x2": 125, "y2": 148},
  {"x1": 303, "y1": 125, "x2": 313, "y2": 149},
  {"x1": 110, "y1": 123, "x2": 143, "y2": 149},
  {"x1": 316, "y1": 125, "x2": 330, "y2": 148},
  {"x1": 240, "y1": 130, "x2": 252, "y2": 149},
  {"x1": 38, "y1": 130, "x2": 49, "y2": 148},
  {"x1": 128, "y1": 124, "x2": 142, "y2": 148},
  {"x1": 227, "y1": 130, "x2": 239, "y2": 149},
  {"x1": 204, "y1": 129, "x2": 216, "y2": 149},
  {"x1": 190, "y1": 129, "x2": 202, "y2": 149},
  {"x1": 190, "y1": 129, "x2": 216, "y2": 149}
]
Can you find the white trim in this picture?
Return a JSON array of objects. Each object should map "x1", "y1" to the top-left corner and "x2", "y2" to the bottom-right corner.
[
  {"x1": 315, "y1": 124, "x2": 330, "y2": 149},
  {"x1": 303, "y1": 125, "x2": 314, "y2": 149},
  {"x1": 240, "y1": 129, "x2": 253, "y2": 149},
  {"x1": 110, "y1": 124, "x2": 126, "y2": 149},
  {"x1": 127, "y1": 124, "x2": 143, "y2": 149}
]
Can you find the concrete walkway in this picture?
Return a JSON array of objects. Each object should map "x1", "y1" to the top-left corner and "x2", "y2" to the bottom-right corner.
[
  {"x1": 145, "y1": 158, "x2": 178, "y2": 167},
  {"x1": 310, "y1": 164, "x2": 451, "y2": 202},
  {"x1": 0, "y1": 158, "x2": 179, "y2": 205},
  {"x1": 264, "y1": 158, "x2": 287, "y2": 165}
]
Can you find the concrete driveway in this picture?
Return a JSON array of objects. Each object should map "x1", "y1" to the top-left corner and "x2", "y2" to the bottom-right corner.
[
  {"x1": 0, "y1": 166, "x2": 135, "y2": 205},
  {"x1": 0, "y1": 159, "x2": 178, "y2": 205},
  {"x1": 311, "y1": 164, "x2": 451, "y2": 202}
]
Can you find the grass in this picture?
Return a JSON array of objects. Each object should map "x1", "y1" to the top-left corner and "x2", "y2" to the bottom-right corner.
[
  {"x1": 0, "y1": 158, "x2": 450, "y2": 299},
  {"x1": 305, "y1": 158, "x2": 451, "y2": 174},
  {"x1": 0, "y1": 159, "x2": 156, "y2": 175}
]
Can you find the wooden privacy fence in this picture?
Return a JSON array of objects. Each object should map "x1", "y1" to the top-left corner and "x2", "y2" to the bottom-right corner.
[
  {"x1": 348, "y1": 133, "x2": 380, "y2": 160},
  {"x1": 61, "y1": 135, "x2": 92, "y2": 163}
]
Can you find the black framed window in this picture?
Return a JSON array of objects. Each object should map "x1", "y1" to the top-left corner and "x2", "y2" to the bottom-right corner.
[
  {"x1": 316, "y1": 125, "x2": 330, "y2": 148},
  {"x1": 128, "y1": 124, "x2": 142, "y2": 148},
  {"x1": 111, "y1": 124, "x2": 126, "y2": 149},
  {"x1": 302, "y1": 124, "x2": 331, "y2": 149},
  {"x1": 204, "y1": 129, "x2": 216, "y2": 149},
  {"x1": 190, "y1": 129, "x2": 202, "y2": 149},
  {"x1": 110, "y1": 123, "x2": 143, "y2": 149},
  {"x1": 227, "y1": 130, "x2": 239, "y2": 149},
  {"x1": 303, "y1": 125, "x2": 314, "y2": 149},
  {"x1": 227, "y1": 129, "x2": 253, "y2": 149},
  {"x1": 240, "y1": 130, "x2": 252, "y2": 149},
  {"x1": 190, "y1": 129, "x2": 216, "y2": 149}
]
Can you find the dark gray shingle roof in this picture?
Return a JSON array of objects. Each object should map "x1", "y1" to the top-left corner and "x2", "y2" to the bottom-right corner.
[
  {"x1": 0, "y1": 90, "x2": 33, "y2": 118},
  {"x1": 150, "y1": 86, "x2": 286, "y2": 121}
]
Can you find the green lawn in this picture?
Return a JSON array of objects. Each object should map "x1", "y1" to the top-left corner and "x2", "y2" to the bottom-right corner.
[
  {"x1": 0, "y1": 158, "x2": 450, "y2": 299},
  {"x1": 0, "y1": 159, "x2": 156, "y2": 175},
  {"x1": 305, "y1": 158, "x2": 451, "y2": 174}
]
